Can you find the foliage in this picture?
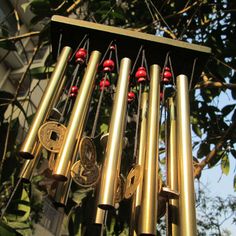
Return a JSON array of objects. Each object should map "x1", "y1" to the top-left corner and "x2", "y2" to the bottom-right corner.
[{"x1": 0, "y1": 0, "x2": 236, "y2": 235}]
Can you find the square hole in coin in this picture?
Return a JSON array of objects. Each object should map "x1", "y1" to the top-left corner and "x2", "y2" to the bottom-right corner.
[{"x1": 50, "y1": 131, "x2": 59, "y2": 141}]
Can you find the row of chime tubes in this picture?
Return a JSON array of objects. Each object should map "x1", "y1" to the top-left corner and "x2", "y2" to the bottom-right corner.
[{"x1": 18, "y1": 45, "x2": 176, "y2": 236}]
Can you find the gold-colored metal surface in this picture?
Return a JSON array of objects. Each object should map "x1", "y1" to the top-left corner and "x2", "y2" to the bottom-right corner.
[
  {"x1": 48, "y1": 152, "x2": 57, "y2": 170},
  {"x1": 114, "y1": 175, "x2": 125, "y2": 203},
  {"x1": 52, "y1": 50, "x2": 101, "y2": 181},
  {"x1": 98, "y1": 58, "x2": 131, "y2": 209},
  {"x1": 71, "y1": 160, "x2": 100, "y2": 187},
  {"x1": 19, "y1": 46, "x2": 72, "y2": 159},
  {"x1": 124, "y1": 165, "x2": 141, "y2": 199},
  {"x1": 79, "y1": 136, "x2": 97, "y2": 170},
  {"x1": 54, "y1": 176, "x2": 72, "y2": 207},
  {"x1": 130, "y1": 91, "x2": 148, "y2": 236},
  {"x1": 139, "y1": 64, "x2": 161, "y2": 235},
  {"x1": 176, "y1": 74, "x2": 197, "y2": 236},
  {"x1": 166, "y1": 97, "x2": 179, "y2": 236},
  {"x1": 38, "y1": 121, "x2": 67, "y2": 153},
  {"x1": 19, "y1": 143, "x2": 42, "y2": 182}
]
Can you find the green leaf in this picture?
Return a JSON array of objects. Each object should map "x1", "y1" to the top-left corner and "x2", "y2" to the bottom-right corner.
[
  {"x1": 100, "y1": 123, "x2": 108, "y2": 134},
  {"x1": 30, "y1": 66, "x2": 54, "y2": 80},
  {"x1": 231, "y1": 149, "x2": 236, "y2": 159},
  {"x1": 6, "y1": 188, "x2": 30, "y2": 223},
  {"x1": 0, "y1": 222, "x2": 21, "y2": 236},
  {"x1": 0, "y1": 41, "x2": 16, "y2": 51},
  {"x1": 208, "y1": 150, "x2": 224, "y2": 168},
  {"x1": 6, "y1": 222, "x2": 31, "y2": 236},
  {"x1": 72, "y1": 191, "x2": 88, "y2": 205},
  {"x1": 0, "y1": 90, "x2": 28, "y2": 122},
  {"x1": 21, "y1": 2, "x2": 31, "y2": 12},
  {"x1": 221, "y1": 154, "x2": 230, "y2": 175},
  {"x1": 192, "y1": 124, "x2": 202, "y2": 137},
  {"x1": 221, "y1": 104, "x2": 235, "y2": 116},
  {"x1": 197, "y1": 142, "x2": 210, "y2": 159}
]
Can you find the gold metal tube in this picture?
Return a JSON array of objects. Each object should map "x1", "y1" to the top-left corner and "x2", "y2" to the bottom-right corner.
[
  {"x1": 130, "y1": 91, "x2": 148, "y2": 236},
  {"x1": 19, "y1": 143, "x2": 42, "y2": 182},
  {"x1": 176, "y1": 74, "x2": 197, "y2": 236},
  {"x1": 54, "y1": 176, "x2": 72, "y2": 207},
  {"x1": 19, "y1": 46, "x2": 72, "y2": 159},
  {"x1": 53, "y1": 50, "x2": 101, "y2": 181},
  {"x1": 98, "y1": 58, "x2": 131, "y2": 209},
  {"x1": 167, "y1": 97, "x2": 179, "y2": 236},
  {"x1": 139, "y1": 64, "x2": 161, "y2": 235}
]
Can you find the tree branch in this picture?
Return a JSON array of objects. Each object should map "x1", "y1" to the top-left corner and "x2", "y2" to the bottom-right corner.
[
  {"x1": 194, "y1": 81, "x2": 236, "y2": 89},
  {"x1": 0, "y1": 31, "x2": 40, "y2": 43},
  {"x1": 194, "y1": 120, "x2": 236, "y2": 178}
]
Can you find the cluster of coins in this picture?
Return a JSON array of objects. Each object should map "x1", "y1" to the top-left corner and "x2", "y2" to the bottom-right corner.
[{"x1": 71, "y1": 137, "x2": 100, "y2": 188}]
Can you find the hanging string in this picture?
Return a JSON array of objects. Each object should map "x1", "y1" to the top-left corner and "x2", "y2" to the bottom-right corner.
[
  {"x1": 189, "y1": 58, "x2": 198, "y2": 91},
  {"x1": 131, "y1": 45, "x2": 144, "y2": 75},
  {"x1": 57, "y1": 33, "x2": 63, "y2": 59},
  {"x1": 148, "y1": 0, "x2": 177, "y2": 39},
  {"x1": 99, "y1": 41, "x2": 114, "y2": 66},
  {"x1": 168, "y1": 55, "x2": 176, "y2": 87},
  {"x1": 69, "y1": 34, "x2": 88, "y2": 62},
  {"x1": 90, "y1": 74, "x2": 108, "y2": 138},
  {"x1": 133, "y1": 49, "x2": 146, "y2": 161},
  {"x1": 114, "y1": 43, "x2": 120, "y2": 73}
]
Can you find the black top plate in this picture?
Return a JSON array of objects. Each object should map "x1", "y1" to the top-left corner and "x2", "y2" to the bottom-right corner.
[{"x1": 51, "y1": 15, "x2": 211, "y2": 82}]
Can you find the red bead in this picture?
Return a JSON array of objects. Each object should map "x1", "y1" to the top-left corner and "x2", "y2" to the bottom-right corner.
[
  {"x1": 137, "y1": 67, "x2": 146, "y2": 71},
  {"x1": 128, "y1": 91, "x2": 135, "y2": 102},
  {"x1": 70, "y1": 93, "x2": 77, "y2": 98},
  {"x1": 135, "y1": 67, "x2": 147, "y2": 83},
  {"x1": 163, "y1": 71, "x2": 172, "y2": 78},
  {"x1": 110, "y1": 45, "x2": 116, "y2": 50},
  {"x1": 71, "y1": 86, "x2": 78, "y2": 94},
  {"x1": 162, "y1": 77, "x2": 171, "y2": 84},
  {"x1": 164, "y1": 66, "x2": 170, "y2": 71},
  {"x1": 75, "y1": 48, "x2": 87, "y2": 64},
  {"x1": 99, "y1": 79, "x2": 110, "y2": 90},
  {"x1": 103, "y1": 59, "x2": 115, "y2": 72}
]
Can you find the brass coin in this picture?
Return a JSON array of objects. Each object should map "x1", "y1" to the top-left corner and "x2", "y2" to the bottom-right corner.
[
  {"x1": 124, "y1": 165, "x2": 141, "y2": 199},
  {"x1": 48, "y1": 153, "x2": 57, "y2": 170},
  {"x1": 79, "y1": 136, "x2": 97, "y2": 170},
  {"x1": 115, "y1": 175, "x2": 125, "y2": 203},
  {"x1": 71, "y1": 160, "x2": 100, "y2": 188},
  {"x1": 38, "y1": 121, "x2": 66, "y2": 153}
]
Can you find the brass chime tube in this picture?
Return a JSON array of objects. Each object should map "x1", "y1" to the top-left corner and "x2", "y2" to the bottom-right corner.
[
  {"x1": 176, "y1": 74, "x2": 197, "y2": 236},
  {"x1": 130, "y1": 91, "x2": 148, "y2": 236},
  {"x1": 139, "y1": 64, "x2": 161, "y2": 235},
  {"x1": 98, "y1": 58, "x2": 131, "y2": 209},
  {"x1": 19, "y1": 46, "x2": 72, "y2": 159},
  {"x1": 54, "y1": 177, "x2": 72, "y2": 206},
  {"x1": 53, "y1": 50, "x2": 101, "y2": 181},
  {"x1": 167, "y1": 97, "x2": 179, "y2": 236},
  {"x1": 19, "y1": 143, "x2": 42, "y2": 182}
]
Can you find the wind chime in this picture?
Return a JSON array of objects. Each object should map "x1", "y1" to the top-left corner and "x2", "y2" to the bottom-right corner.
[{"x1": 15, "y1": 15, "x2": 211, "y2": 235}]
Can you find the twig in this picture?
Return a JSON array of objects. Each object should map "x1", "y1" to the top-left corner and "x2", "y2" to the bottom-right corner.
[
  {"x1": 0, "y1": 31, "x2": 40, "y2": 43},
  {"x1": 194, "y1": 119, "x2": 236, "y2": 178},
  {"x1": 194, "y1": 81, "x2": 236, "y2": 89},
  {"x1": 67, "y1": 0, "x2": 82, "y2": 14}
]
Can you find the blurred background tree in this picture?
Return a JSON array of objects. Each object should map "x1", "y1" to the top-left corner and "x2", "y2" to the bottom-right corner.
[{"x1": 0, "y1": 0, "x2": 236, "y2": 235}]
